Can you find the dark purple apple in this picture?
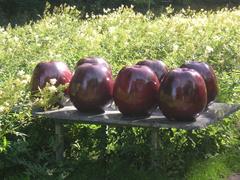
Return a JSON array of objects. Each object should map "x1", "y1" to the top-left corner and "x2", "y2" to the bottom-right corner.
[
  {"x1": 136, "y1": 59, "x2": 168, "y2": 81},
  {"x1": 113, "y1": 65, "x2": 160, "y2": 116},
  {"x1": 30, "y1": 61, "x2": 72, "y2": 93},
  {"x1": 180, "y1": 61, "x2": 218, "y2": 104},
  {"x1": 69, "y1": 63, "x2": 114, "y2": 113},
  {"x1": 76, "y1": 57, "x2": 110, "y2": 70},
  {"x1": 158, "y1": 68, "x2": 207, "y2": 121}
]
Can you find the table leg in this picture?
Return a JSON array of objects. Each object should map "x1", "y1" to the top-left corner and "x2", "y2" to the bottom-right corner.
[
  {"x1": 151, "y1": 128, "x2": 159, "y2": 169},
  {"x1": 55, "y1": 122, "x2": 64, "y2": 162},
  {"x1": 99, "y1": 125, "x2": 108, "y2": 159},
  {"x1": 101, "y1": 125, "x2": 108, "y2": 179}
]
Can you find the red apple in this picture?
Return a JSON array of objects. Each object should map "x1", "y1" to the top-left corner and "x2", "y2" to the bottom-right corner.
[
  {"x1": 76, "y1": 57, "x2": 110, "y2": 70},
  {"x1": 30, "y1": 61, "x2": 72, "y2": 93},
  {"x1": 113, "y1": 65, "x2": 160, "y2": 116},
  {"x1": 180, "y1": 61, "x2": 218, "y2": 103},
  {"x1": 69, "y1": 63, "x2": 114, "y2": 113},
  {"x1": 136, "y1": 59, "x2": 168, "y2": 81},
  {"x1": 158, "y1": 68, "x2": 207, "y2": 121}
]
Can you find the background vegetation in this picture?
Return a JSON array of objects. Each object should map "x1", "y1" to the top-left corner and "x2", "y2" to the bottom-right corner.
[
  {"x1": 1, "y1": 0, "x2": 240, "y2": 26},
  {"x1": 0, "y1": 3, "x2": 240, "y2": 179}
]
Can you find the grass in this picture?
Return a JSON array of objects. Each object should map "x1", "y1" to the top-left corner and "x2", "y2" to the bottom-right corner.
[
  {"x1": 0, "y1": 4, "x2": 240, "y2": 179},
  {"x1": 186, "y1": 146, "x2": 240, "y2": 180}
]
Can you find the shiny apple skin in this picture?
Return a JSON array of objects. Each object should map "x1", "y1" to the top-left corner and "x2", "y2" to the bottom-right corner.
[
  {"x1": 76, "y1": 57, "x2": 110, "y2": 69},
  {"x1": 180, "y1": 61, "x2": 218, "y2": 104},
  {"x1": 69, "y1": 63, "x2": 114, "y2": 113},
  {"x1": 113, "y1": 65, "x2": 160, "y2": 116},
  {"x1": 136, "y1": 59, "x2": 168, "y2": 82},
  {"x1": 30, "y1": 61, "x2": 72, "y2": 93},
  {"x1": 158, "y1": 68, "x2": 207, "y2": 121}
]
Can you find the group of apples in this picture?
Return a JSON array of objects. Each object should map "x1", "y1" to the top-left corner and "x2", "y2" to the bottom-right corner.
[{"x1": 30, "y1": 57, "x2": 218, "y2": 121}]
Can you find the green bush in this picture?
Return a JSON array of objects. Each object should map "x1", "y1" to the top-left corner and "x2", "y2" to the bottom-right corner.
[{"x1": 0, "y1": 5, "x2": 240, "y2": 179}]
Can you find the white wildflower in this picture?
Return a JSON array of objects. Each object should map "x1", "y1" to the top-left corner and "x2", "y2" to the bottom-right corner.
[
  {"x1": 55, "y1": 54, "x2": 62, "y2": 58},
  {"x1": 15, "y1": 79, "x2": 21, "y2": 84},
  {"x1": 13, "y1": 36, "x2": 19, "y2": 42},
  {"x1": 49, "y1": 51, "x2": 55, "y2": 58},
  {"x1": 45, "y1": 36, "x2": 50, "y2": 41},
  {"x1": 113, "y1": 35, "x2": 118, "y2": 41},
  {"x1": 22, "y1": 74, "x2": 31, "y2": 82},
  {"x1": 173, "y1": 44, "x2": 179, "y2": 51},
  {"x1": 213, "y1": 35, "x2": 221, "y2": 41},
  {"x1": 17, "y1": 70, "x2": 25, "y2": 76},
  {"x1": 108, "y1": 26, "x2": 116, "y2": 34},
  {"x1": 48, "y1": 86, "x2": 57, "y2": 93},
  {"x1": 205, "y1": 46, "x2": 214, "y2": 54},
  {"x1": 21, "y1": 80, "x2": 28, "y2": 84},
  {"x1": 0, "y1": 106, "x2": 4, "y2": 113},
  {"x1": 49, "y1": 78, "x2": 57, "y2": 85},
  {"x1": 103, "y1": 8, "x2": 111, "y2": 13},
  {"x1": 4, "y1": 102, "x2": 9, "y2": 107},
  {"x1": 97, "y1": 26, "x2": 102, "y2": 31}
]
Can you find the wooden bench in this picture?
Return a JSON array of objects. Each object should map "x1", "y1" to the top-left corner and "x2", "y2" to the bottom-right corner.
[{"x1": 35, "y1": 102, "x2": 240, "y2": 166}]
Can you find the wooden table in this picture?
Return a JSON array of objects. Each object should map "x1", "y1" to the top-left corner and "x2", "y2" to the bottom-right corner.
[{"x1": 35, "y1": 102, "x2": 240, "y2": 165}]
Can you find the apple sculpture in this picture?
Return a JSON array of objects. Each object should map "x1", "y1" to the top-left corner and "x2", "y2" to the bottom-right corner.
[
  {"x1": 30, "y1": 61, "x2": 72, "y2": 93},
  {"x1": 69, "y1": 63, "x2": 114, "y2": 113},
  {"x1": 158, "y1": 68, "x2": 207, "y2": 121},
  {"x1": 113, "y1": 65, "x2": 160, "y2": 116},
  {"x1": 76, "y1": 57, "x2": 110, "y2": 70},
  {"x1": 136, "y1": 59, "x2": 168, "y2": 82},
  {"x1": 180, "y1": 61, "x2": 218, "y2": 104}
]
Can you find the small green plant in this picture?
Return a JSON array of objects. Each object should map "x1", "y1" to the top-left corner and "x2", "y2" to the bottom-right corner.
[{"x1": 32, "y1": 81, "x2": 69, "y2": 111}]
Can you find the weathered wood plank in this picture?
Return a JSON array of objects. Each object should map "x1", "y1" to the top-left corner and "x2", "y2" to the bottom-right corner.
[{"x1": 35, "y1": 103, "x2": 240, "y2": 130}]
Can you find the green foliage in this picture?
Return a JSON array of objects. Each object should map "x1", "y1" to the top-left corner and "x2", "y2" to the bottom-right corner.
[
  {"x1": 186, "y1": 146, "x2": 240, "y2": 180},
  {"x1": 32, "y1": 82, "x2": 69, "y2": 111},
  {"x1": 1, "y1": 0, "x2": 240, "y2": 26},
  {"x1": 0, "y1": 5, "x2": 240, "y2": 179}
]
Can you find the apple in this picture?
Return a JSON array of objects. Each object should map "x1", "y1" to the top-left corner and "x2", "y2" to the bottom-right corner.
[
  {"x1": 30, "y1": 61, "x2": 72, "y2": 93},
  {"x1": 69, "y1": 63, "x2": 114, "y2": 113},
  {"x1": 136, "y1": 59, "x2": 168, "y2": 81},
  {"x1": 180, "y1": 61, "x2": 218, "y2": 103},
  {"x1": 113, "y1": 65, "x2": 160, "y2": 116},
  {"x1": 158, "y1": 68, "x2": 207, "y2": 121},
  {"x1": 76, "y1": 57, "x2": 110, "y2": 70}
]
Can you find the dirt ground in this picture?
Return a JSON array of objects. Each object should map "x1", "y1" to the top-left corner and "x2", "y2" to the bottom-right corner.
[{"x1": 228, "y1": 174, "x2": 240, "y2": 180}]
